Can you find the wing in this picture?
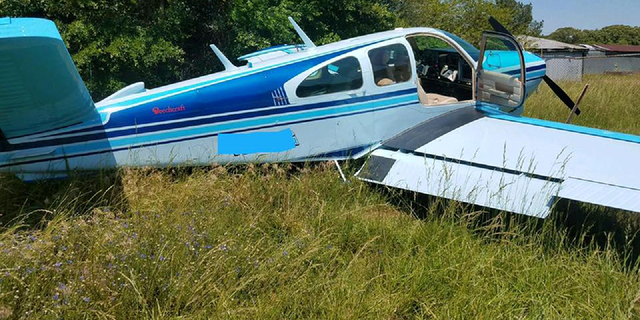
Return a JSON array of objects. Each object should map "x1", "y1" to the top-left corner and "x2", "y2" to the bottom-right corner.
[
  {"x1": 356, "y1": 106, "x2": 640, "y2": 218},
  {"x1": 0, "y1": 18, "x2": 96, "y2": 142}
]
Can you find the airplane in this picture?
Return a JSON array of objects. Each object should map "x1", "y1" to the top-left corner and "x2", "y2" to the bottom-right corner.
[{"x1": 0, "y1": 16, "x2": 638, "y2": 218}]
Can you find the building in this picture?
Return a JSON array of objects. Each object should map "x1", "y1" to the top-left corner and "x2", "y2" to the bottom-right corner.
[
  {"x1": 518, "y1": 36, "x2": 588, "y2": 81},
  {"x1": 594, "y1": 44, "x2": 640, "y2": 56},
  {"x1": 581, "y1": 44, "x2": 640, "y2": 74}
]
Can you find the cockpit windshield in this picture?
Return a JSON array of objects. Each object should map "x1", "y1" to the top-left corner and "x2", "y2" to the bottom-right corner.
[{"x1": 441, "y1": 31, "x2": 480, "y2": 61}]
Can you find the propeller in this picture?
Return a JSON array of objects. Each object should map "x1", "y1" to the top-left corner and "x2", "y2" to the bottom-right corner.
[{"x1": 488, "y1": 17, "x2": 581, "y2": 115}]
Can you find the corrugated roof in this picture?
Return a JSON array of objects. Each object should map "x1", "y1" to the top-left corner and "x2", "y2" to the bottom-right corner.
[
  {"x1": 518, "y1": 36, "x2": 587, "y2": 51},
  {"x1": 596, "y1": 44, "x2": 640, "y2": 53}
]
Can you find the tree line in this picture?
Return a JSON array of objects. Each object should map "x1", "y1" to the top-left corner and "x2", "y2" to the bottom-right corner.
[
  {"x1": 548, "y1": 25, "x2": 640, "y2": 46},
  {"x1": 2, "y1": 0, "x2": 541, "y2": 100}
]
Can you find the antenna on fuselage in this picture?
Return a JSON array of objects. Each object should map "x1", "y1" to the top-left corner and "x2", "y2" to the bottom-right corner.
[
  {"x1": 209, "y1": 44, "x2": 238, "y2": 71},
  {"x1": 288, "y1": 17, "x2": 316, "y2": 49}
]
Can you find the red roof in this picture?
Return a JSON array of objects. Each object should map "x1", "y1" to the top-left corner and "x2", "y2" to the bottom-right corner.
[{"x1": 596, "y1": 44, "x2": 640, "y2": 53}]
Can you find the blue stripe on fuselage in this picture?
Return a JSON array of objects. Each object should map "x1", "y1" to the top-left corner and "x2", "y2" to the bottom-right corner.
[
  {"x1": 0, "y1": 99, "x2": 418, "y2": 169},
  {"x1": 10, "y1": 89, "x2": 417, "y2": 150},
  {"x1": 39, "y1": 41, "x2": 386, "y2": 141}
]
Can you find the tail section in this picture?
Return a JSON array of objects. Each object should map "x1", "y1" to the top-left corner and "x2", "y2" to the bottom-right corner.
[{"x1": 0, "y1": 18, "x2": 96, "y2": 146}]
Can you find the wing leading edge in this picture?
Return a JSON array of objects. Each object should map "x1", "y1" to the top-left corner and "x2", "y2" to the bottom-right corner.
[{"x1": 356, "y1": 107, "x2": 640, "y2": 218}]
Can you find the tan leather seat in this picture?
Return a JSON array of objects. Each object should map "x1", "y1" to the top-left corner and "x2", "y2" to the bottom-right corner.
[
  {"x1": 425, "y1": 93, "x2": 458, "y2": 105},
  {"x1": 417, "y1": 80, "x2": 459, "y2": 106},
  {"x1": 377, "y1": 78, "x2": 395, "y2": 86}
]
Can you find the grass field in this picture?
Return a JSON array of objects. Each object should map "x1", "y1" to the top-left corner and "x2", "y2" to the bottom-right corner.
[
  {"x1": 1, "y1": 74, "x2": 640, "y2": 319},
  {"x1": 525, "y1": 74, "x2": 640, "y2": 135}
]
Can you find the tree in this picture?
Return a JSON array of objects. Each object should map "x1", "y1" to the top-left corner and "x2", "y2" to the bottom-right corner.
[
  {"x1": 1, "y1": 0, "x2": 542, "y2": 100},
  {"x1": 496, "y1": 0, "x2": 543, "y2": 36},
  {"x1": 549, "y1": 25, "x2": 640, "y2": 45},
  {"x1": 0, "y1": 0, "x2": 395, "y2": 100},
  {"x1": 548, "y1": 27, "x2": 585, "y2": 44},
  {"x1": 393, "y1": 0, "x2": 543, "y2": 46}
]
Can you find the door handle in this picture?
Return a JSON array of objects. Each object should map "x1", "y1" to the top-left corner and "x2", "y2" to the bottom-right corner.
[{"x1": 348, "y1": 90, "x2": 365, "y2": 98}]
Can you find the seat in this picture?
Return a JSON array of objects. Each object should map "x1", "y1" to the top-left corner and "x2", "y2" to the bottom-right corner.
[{"x1": 416, "y1": 79, "x2": 459, "y2": 106}]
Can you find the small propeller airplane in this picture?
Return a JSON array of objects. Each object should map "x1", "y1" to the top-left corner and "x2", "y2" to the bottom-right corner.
[{"x1": 0, "y1": 16, "x2": 638, "y2": 218}]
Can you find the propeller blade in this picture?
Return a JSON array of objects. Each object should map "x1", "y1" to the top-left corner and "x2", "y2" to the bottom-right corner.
[
  {"x1": 488, "y1": 16, "x2": 513, "y2": 37},
  {"x1": 487, "y1": 17, "x2": 582, "y2": 117},
  {"x1": 543, "y1": 75, "x2": 581, "y2": 115}
]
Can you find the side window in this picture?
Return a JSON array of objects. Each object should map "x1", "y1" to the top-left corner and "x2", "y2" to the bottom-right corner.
[
  {"x1": 368, "y1": 44, "x2": 412, "y2": 87},
  {"x1": 296, "y1": 56, "x2": 363, "y2": 98}
]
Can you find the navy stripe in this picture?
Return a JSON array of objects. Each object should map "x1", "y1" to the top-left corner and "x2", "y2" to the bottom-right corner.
[
  {"x1": 10, "y1": 89, "x2": 417, "y2": 150},
  {"x1": 1, "y1": 101, "x2": 418, "y2": 169},
  {"x1": 504, "y1": 64, "x2": 546, "y2": 76},
  {"x1": 527, "y1": 75, "x2": 545, "y2": 81}
]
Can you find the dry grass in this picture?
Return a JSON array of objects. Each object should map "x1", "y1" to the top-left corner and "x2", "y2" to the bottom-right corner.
[
  {"x1": 525, "y1": 73, "x2": 640, "y2": 135},
  {"x1": 0, "y1": 163, "x2": 639, "y2": 319},
  {"x1": 0, "y1": 74, "x2": 639, "y2": 319}
]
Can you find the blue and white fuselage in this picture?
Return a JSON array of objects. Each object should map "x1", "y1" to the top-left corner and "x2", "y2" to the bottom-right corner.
[
  {"x1": 3, "y1": 17, "x2": 640, "y2": 217},
  {"x1": 0, "y1": 19, "x2": 545, "y2": 180}
]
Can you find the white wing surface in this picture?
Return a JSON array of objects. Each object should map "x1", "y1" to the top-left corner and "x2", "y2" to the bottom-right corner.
[{"x1": 357, "y1": 107, "x2": 640, "y2": 218}]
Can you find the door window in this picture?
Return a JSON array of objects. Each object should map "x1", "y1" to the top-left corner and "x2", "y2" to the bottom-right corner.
[
  {"x1": 296, "y1": 57, "x2": 363, "y2": 98},
  {"x1": 476, "y1": 32, "x2": 526, "y2": 111},
  {"x1": 368, "y1": 44, "x2": 412, "y2": 87}
]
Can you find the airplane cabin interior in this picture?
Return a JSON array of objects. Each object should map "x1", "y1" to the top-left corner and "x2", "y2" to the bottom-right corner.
[{"x1": 407, "y1": 35, "x2": 473, "y2": 106}]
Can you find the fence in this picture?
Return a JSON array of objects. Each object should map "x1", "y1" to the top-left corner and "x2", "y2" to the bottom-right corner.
[{"x1": 539, "y1": 54, "x2": 640, "y2": 81}]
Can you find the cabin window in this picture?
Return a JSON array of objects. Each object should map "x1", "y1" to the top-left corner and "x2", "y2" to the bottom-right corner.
[
  {"x1": 407, "y1": 35, "x2": 473, "y2": 105},
  {"x1": 368, "y1": 44, "x2": 412, "y2": 87},
  {"x1": 296, "y1": 57, "x2": 363, "y2": 98}
]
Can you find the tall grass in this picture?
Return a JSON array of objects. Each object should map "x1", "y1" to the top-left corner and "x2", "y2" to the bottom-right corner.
[
  {"x1": 525, "y1": 74, "x2": 640, "y2": 135},
  {"x1": 0, "y1": 74, "x2": 639, "y2": 319},
  {"x1": 1, "y1": 164, "x2": 639, "y2": 319}
]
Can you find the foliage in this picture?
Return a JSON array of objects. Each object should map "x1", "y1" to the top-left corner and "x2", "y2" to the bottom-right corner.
[
  {"x1": 1, "y1": 0, "x2": 541, "y2": 101},
  {"x1": 548, "y1": 25, "x2": 640, "y2": 45},
  {"x1": 394, "y1": 0, "x2": 543, "y2": 45}
]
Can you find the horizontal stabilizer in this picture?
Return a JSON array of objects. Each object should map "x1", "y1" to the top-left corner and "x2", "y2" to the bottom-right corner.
[
  {"x1": 0, "y1": 18, "x2": 96, "y2": 141},
  {"x1": 357, "y1": 107, "x2": 640, "y2": 217}
]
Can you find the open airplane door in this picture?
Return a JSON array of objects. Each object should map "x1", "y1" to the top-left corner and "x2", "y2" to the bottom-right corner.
[
  {"x1": 356, "y1": 31, "x2": 640, "y2": 218},
  {"x1": 476, "y1": 31, "x2": 526, "y2": 114}
]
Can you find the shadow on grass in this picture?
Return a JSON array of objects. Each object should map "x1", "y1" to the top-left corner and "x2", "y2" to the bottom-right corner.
[
  {"x1": 375, "y1": 185, "x2": 640, "y2": 267},
  {"x1": 553, "y1": 199, "x2": 640, "y2": 265},
  {"x1": 0, "y1": 162, "x2": 334, "y2": 232},
  {"x1": 0, "y1": 170, "x2": 128, "y2": 231}
]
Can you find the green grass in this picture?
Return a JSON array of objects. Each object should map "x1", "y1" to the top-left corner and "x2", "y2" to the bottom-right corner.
[
  {"x1": 525, "y1": 74, "x2": 640, "y2": 135},
  {"x1": 1, "y1": 75, "x2": 640, "y2": 319}
]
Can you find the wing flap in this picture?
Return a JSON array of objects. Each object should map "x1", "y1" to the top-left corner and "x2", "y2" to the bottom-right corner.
[
  {"x1": 356, "y1": 107, "x2": 640, "y2": 217},
  {"x1": 558, "y1": 178, "x2": 640, "y2": 213},
  {"x1": 359, "y1": 148, "x2": 559, "y2": 218}
]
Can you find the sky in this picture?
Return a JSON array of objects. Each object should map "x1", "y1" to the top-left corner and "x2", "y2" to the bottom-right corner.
[{"x1": 524, "y1": 0, "x2": 640, "y2": 35}]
